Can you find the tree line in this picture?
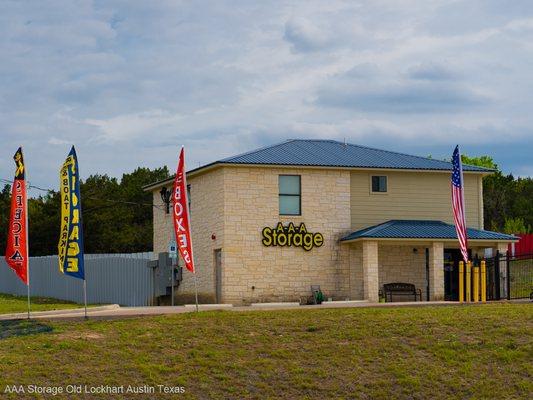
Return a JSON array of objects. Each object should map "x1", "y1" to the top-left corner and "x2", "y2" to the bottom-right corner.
[
  {"x1": 0, "y1": 167, "x2": 169, "y2": 256},
  {"x1": 462, "y1": 155, "x2": 532, "y2": 234},
  {"x1": 0, "y1": 156, "x2": 530, "y2": 256}
]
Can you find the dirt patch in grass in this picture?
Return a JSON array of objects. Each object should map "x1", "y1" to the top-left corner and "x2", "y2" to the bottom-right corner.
[{"x1": 55, "y1": 332, "x2": 105, "y2": 340}]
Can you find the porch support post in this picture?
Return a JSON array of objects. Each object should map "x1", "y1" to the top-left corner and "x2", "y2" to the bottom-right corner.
[
  {"x1": 428, "y1": 242, "x2": 444, "y2": 301},
  {"x1": 362, "y1": 240, "x2": 379, "y2": 302},
  {"x1": 495, "y1": 243, "x2": 508, "y2": 255}
]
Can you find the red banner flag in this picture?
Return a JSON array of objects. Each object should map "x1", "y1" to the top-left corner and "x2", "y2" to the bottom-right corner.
[
  {"x1": 5, "y1": 147, "x2": 29, "y2": 284},
  {"x1": 172, "y1": 147, "x2": 195, "y2": 273}
]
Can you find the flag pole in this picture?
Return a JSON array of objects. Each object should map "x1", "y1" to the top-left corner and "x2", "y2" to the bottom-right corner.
[
  {"x1": 26, "y1": 270, "x2": 31, "y2": 319},
  {"x1": 194, "y1": 271, "x2": 199, "y2": 313},
  {"x1": 26, "y1": 165, "x2": 31, "y2": 320},
  {"x1": 26, "y1": 266, "x2": 31, "y2": 319},
  {"x1": 83, "y1": 279, "x2": 88, "y2": 320},
  {"x1": 173, "y1": 146, "x2": 198, "y2": 312},
  {"x1": 183, "y1": 146, "x2": 198, "y2": 313}
]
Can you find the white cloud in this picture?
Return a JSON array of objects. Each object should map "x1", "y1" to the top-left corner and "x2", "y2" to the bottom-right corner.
[{"x1": 84, "y1": 110, "x2": 184, "y2": 142}]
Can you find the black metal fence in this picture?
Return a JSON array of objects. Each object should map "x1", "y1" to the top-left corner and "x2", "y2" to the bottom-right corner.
[
  {"x1": 507, "y1": 253, "x2": 533, "y2": 299},
  {"x1": 484, "y1": 252, "x2": 533, "y2": 300}
]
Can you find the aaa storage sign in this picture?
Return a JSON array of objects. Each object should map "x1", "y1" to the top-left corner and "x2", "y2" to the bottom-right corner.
[{"x1": 262, "y1": 222, "x2": 323, "y2": 251}]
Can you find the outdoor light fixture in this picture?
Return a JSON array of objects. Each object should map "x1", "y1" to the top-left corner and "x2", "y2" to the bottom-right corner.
[{"x1": 160, "y1": 187, "x2": 171, "y2": 214}]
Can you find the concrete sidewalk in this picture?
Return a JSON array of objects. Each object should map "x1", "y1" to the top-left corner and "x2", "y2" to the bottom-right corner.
[{"x1": 0, "y1": 299, "x2": 496, "y2": 321}]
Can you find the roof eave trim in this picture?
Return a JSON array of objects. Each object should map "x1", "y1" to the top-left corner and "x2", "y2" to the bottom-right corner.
[
  {"x1": 217, "y1": 162, "x2": 491, "y2": 174},
  {"x1": 340, "y1": 237, "x2": 518, "y2": 243},
  {"x1": 143, "y1": 161, "x2": 491, "y2": 191},
  {"x1": 142, "y1": 162, "x2": 222, "y2": 191}
]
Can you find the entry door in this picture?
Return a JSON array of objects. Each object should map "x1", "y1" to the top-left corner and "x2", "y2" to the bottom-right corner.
[
  {"x1": 444, "y1": 249, "x2": 460, "y2": 301},
  {"x1": 215, "y1": 249, "x2": 222, "y2": 303},
  {"x1": 444, "y1": 248, "x2": 472, "y2": 301}
]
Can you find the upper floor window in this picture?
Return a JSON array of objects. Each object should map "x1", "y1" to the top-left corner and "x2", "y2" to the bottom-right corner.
[
  {"x1": 371, "y1": 176, "x2": 387, "y2": 193},
  {"x1": 279, "y1": 175, "x2": 301, "y2": 215}
]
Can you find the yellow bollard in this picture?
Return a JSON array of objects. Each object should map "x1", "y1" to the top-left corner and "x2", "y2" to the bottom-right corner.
[
  {"x1": 472, "y1": 265, "x2": 479, "y2": 302},
  {"x1": 481, "y1": 260, "x2": 487, "y2": 303},
  {"x1": 459, "y1": 261, "x2": 464, "y2": 303},
  {"x1": 465, "y1": 261, "x2": 472, "y2": 302}
]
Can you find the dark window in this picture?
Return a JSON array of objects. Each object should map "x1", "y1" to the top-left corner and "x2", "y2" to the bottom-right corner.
[
  {"x1": 279, "y1": 175, "x2": 301, "y2": 215},
  {"x1": 371, "y1": 176, "x2": 387, "y2": 193}
]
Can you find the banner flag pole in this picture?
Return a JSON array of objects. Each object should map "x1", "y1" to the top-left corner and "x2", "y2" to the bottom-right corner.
[
  {"x1": 27, "y1": 284, "x2": 31, "y2": 319},
  {"x1": 26, "y1": 264, "x2": 31, "y2": 319},
  {"x1": 194, "y1": 272, "x2": 199, "y2": 313},
  {"x1": 58, "y1": 146, "x2": 86, "y2": 316},
  {"x1": 26, "y1": 179, "x2": 30, "y2": 320},
  {"x1": 26, "y1": 264, "x2": 30, "y2": 319},
  {"x1": 83, "y1": 279, "x2": 88, "y2": 320},
  {"x1": 172, "y1": 146, "x2": 198, "y2": 312},
  {"x1": 5, "y1": 147, "x2": 31, "y2": 317}
]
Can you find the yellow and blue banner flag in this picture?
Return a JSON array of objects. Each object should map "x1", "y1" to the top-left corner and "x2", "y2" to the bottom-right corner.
[{"x1": 58, "y1": 146, "x2": 85, "y2": 280}]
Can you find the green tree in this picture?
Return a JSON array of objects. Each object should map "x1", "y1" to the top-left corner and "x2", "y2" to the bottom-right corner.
[
  {"x1": 461, "y1": 155, "x2": 498, "y2": 170},
  {"x1": 461, "y1": 154, "x2": 532, "y2": 232},
  {"x1": 80, "y1": 166, "x2": 170, "y2": 253},
  {"x1": 509, "y1": 177, "x2": 533, "y2": 231},
  {"x1": 0, "y1": 166, "x2": 170, "y2": 256},
  {"x1": 0, "y1": 184, "x2": 11, "y2": 254},
  {"x1": 503, "y1": 217, "x2": 530, "y2": 234},
  {"x1": 28, "y1": 190, "x2": 61, "y2": 255}
]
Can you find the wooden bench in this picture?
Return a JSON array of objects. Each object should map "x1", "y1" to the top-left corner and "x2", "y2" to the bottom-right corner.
[{"x1": 383, "y1": 283, "x2": 422, "y2": 302}]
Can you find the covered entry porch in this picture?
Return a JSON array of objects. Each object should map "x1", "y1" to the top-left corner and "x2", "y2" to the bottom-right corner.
[{"x1": 341, "y1": 220, "x2": 516, "y2": 302}]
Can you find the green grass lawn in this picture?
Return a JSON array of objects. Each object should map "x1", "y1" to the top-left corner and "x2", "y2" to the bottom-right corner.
[
  {"x1": 0, "y1": 303, "x2": 531, "y2": 399},
  {"x1": 0, "y1": 293, "x2": 85, "y2": 314}
]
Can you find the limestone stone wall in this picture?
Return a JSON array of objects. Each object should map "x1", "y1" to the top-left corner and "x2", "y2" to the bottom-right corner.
[
  {"x1": 429, "y1": 242, "x2": 444, "y2": 301},
  {"x1": 221, "y1": 166, "x2": 352, "y2": 304},
  {"x1": 348, "y1": 244, "x2": 364, "y2": 299},
  {"x1": 378, "y1": 244, "x2": 428, "y2": 300},
  {"x1": 152, "y1": 168, "x2": 225, "y2": 303},
  {"x1": 363, "y1": 241, "x2": 380, "y2": 302}
]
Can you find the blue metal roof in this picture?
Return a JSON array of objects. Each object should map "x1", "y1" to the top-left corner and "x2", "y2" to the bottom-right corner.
[
  {"x1": 217, "y1": 139, "x2": 491, "y2": 172},
  {"x1": 341, "y1": 220, "x2": 517, "y2": 241}
]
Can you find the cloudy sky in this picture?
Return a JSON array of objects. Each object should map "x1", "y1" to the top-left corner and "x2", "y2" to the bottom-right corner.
[{"x1": 1, "y1": 0, "x2": 532, "y2": 194}]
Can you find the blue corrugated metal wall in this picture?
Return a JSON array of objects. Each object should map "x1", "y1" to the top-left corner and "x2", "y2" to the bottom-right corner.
[{"x1": 0, "y1": 253, "x2": 154, "y2": 306}]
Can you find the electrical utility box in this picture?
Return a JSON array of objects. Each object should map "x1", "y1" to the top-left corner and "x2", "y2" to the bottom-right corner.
[{"x1": 147, "y1": 252, "x2": 183, "y2": 300}]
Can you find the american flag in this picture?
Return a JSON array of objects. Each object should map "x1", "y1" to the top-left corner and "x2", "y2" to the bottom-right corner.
[{"x1": 451, "y1": 145, "x2": 469, "y2": 263}]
